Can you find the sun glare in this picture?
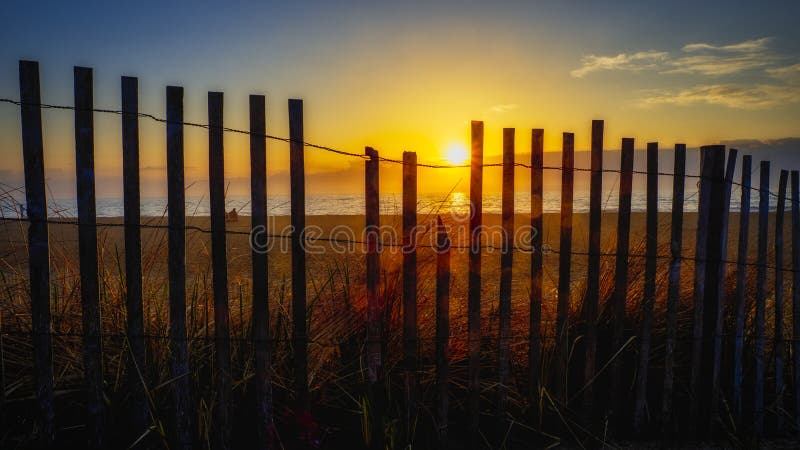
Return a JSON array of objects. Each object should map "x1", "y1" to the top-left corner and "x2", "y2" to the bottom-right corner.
[{"x1": 445, "y1": 143, "x2": 469, "y2": 165}]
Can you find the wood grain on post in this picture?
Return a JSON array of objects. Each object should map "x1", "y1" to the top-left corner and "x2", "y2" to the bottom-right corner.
[
  {"x1": 662, "y1": 143, "x2": 686, "y2": 437},
  {"x1": 754, "y1": 161, "x2": 770, "y2": 436},
  {"x1": 435, "y1": 216, "x2": 451, "y2": 449},
  {"x1": 791, "y1": 170, "x2": 800, "y2": 432},
  {"x1": 710, "y1": 148, "x2": 737, "y2": 426},
  {"x1": 610, "y1": 137, "x2": 634, "y2": 429},
  {"x1": 467, "y1": 121, "x2": 483, "y2": 446},
  {"x1": 496, "y1": 128, "x2": 514, "y2": 437},
  {"x1": 18, "y1": 60, "x2": 55, "y2": 446},
  {"x1": 732, "y1": 155, "x2": 752, "y2": 423},
  {"x1": 365, "y1": 147, "x2": 381, "y2": 384},
  {"x1": 402, "y1": 151, "x2": 418, "y2": 442},
  {"x1": 121, "y1": 76, "x2": 149, "y2": 435},
  {"x1": 529, "y1": 129, "x2": 544, "y2": 418},
  {"x1": 166, "y1": 85, "x2": 193, "y2": 449},
  {"x1": 554, "y1": 132, "x2": 574, "y2": 403},
  {"x1": 208, "y1": 92, "x2": 231, "y2": 449},
  {"x1": 74, "y1": 66, "x2": 105, "y2": 449},
  {"x1": 775, "y1": 170, "x2": 789, "y2": 433},
  {"x1": 249, "y1": 94, "x2": 274, "y2": 445},
  {"x1": 633, "y1": 142, "x2": 658, "y2": 434},
  {"x1": 584, "y1": 120, "x2": 603, "y2": 417},
  {"x1": 289, "y1": 99, "x2": 308, "y2": 410},
  {"x1": 689, "y1": 147, "x2": 713, "y2": 433}
]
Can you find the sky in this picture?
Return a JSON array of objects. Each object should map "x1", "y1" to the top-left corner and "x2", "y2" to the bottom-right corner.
[{"x1": 0, "y1": 0, "x2": 799, "y2": 197}]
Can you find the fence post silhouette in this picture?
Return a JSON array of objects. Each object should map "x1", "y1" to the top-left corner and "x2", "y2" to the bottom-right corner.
[
  {"x1": 791, "y1": 170, "x2": 800, "y2": 433},
  {"x1": 289, "y1": 99, "x2": 308, "y2": 411},
  {"x1": 121, "y1": 75, "x2": 149, "y2": 436},
  {"x1": 733, "y1": 154, "x2": 752, "y2": 424},
  {"x1": 583, "y1": 120, "x2": 603, "y2": 419},
  {"x1": 248, "y1": 94, "x2": 274, "y2": 446},
  {"x1": 754, "y1": 161, "x2": 770, "y2": 436},
  {"x1": 208, "y1": 91, "x2": 231, "y2": 448},
  {"x1": 689, "y1": 146, "x2": 714, "y2": 434},
  {"x1": 496, "y1": 127, "x2": 514, "y2": 441},
  {"x1": 529, "y1": 128, "x2": 544, "y2": 420},
  {"x1": 775, "y1": 169, "x2": 789, "y2": 433},
  {"x1": 166, "y1": 85, "x2": 193, "y2": 449},
  {"x1": 468, "y1": 121, "x2": 483, "y2": 448},
  {"x1": 364, "y1": 146, "x2": 383, "y2": 450},
  {"x1": 435, "y1": 216, "x2": 451, "y2": 449},
  {"x1": 662, "y1": 143, "x2": 686, "y2": 437},
  {"x1": 18, "y1": 60, "x2": 55, "y2": 446},
  {"x1": 73, "y1": 66, "x2": 105, "y2": 449},
  {"x1": 610, "y1": 137, "x2": 634, "y2": 431},
  {"x1": 633, "y1": 142, "x2": 658, "y2": 434},
  {"x1": 554, "y1": 132, "x2": 574, "y2": 403},
  {"x1": 402, "y1": 150, "x2": 418, "y2": 443}
]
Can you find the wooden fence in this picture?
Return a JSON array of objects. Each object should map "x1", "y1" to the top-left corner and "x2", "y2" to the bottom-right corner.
[{"x1": 6, "y1": 60, "x2": 800, "y2": 448}]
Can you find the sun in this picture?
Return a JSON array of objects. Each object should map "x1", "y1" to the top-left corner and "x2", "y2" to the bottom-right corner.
[{"x1": 445, "y1": 143, "x2": 469, "y2": 165}]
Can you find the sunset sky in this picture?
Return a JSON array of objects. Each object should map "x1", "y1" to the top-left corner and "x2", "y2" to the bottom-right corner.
[{"x1": 1, "y1": 0, "x2": 799, "y2": 197}]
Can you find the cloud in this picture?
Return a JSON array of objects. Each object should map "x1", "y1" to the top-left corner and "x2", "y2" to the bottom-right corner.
[
  {"x1": 681, "y1": 37, "x2": 771, "y2": 53},
  {"x1": 767, "y1": 63, "x2": 800, "y2": 82},
  {"x1": 488, "y1": 103, "x2": 518, "y2": 114},
  {"x1": 636, "y1": 84, "x2": 800, "y2": 109},
  {"x1": 570, "y1": 51, "x2": 668, "y2": 78}
]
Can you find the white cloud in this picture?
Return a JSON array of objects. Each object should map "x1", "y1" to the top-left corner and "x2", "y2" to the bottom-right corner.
[
  {"x1": 636, "y1": 84, "x2": 800, "y2": 110},
  {"x1": 488, "y1": 103, "x2": 518, "y2": 113},
  {"x1": 570, "y1": 51, "x2": 668, "y2": 78},
  {"x1": 681, "y1": 37, "x2": 771, "y2": 53},
  {"x1": 767, "y1": 63, "x2": 800, "y2": 82}
]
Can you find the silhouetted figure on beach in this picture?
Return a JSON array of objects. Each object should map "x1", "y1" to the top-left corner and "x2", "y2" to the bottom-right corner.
[{"x1": 226, "y1": 207, "x2": 238, "y2": 223}]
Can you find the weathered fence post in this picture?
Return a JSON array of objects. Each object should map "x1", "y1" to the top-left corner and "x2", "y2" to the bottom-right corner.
[
  {"x1": 365, "y1": 146, "x2": 381, "y2": 384},
  {"x1": 733, "y1": 155, "x2": 752, "y2": 423},
  {"x1": 662, "y1": 143, "x2": 686, "y2": 437},
  {"x1": 288, "y1": 99, "x2": 308, "y2": 411},
  {"x1": 166, "y1": 85, "x2": 193, "y2": 449},
  {"x1": 529, "y1": 129, "x2": 544, "y2": 420},
  {"x1": 402, "y1": 151, "x2": 418, "y2": 444},
  {"x1": 610, "y1": 137, "x2": 634, "y2": 430},
  {"x1": 18, "y1": 60, "x2": 55, "y2": 446},
  {"x1": 791, "y1": 170, "x2": 800, "y2": 433},
  {"x1": 74, "y1": 65, "x2": 105, "y2": 449},
  {"x1": 121, "y1": 75, "x2": 149, "y2": 436},
  {"x1": 689, "y1": 146, "x2": 714, "y2": 434},
  {"x1": 754, "y1": 161, "x2": 770, "y2": 436},
  {"x1": 583, "y1": 120, "x2": 603, "y2": 419},
  {"x1": 554, "y1": 132, "x2": 574, "y2": 403},
  {"x1": 496, "y1": 127, "x2": 514, "y2": 440},
  {"x1": 435, "y1": 216, "x2": 451, "y2": 449},
  {"x1": 710, "y1": 148, "x2": 737, "y2": 429},
  {"x1": 249, "y1": 94, "x2": 274, "y2": 446},
  {"x1": 208, "y1": 92, "x2": 231, "y2": 449},
  {"x1": 775, "y1": 170, "x2": 789, "y2": 433},
  {"x1": 468, "y1": 121, "x2": 483, "y2": 447},
  {"x1": 633, "y1": 142, "x2": 658, "y2": 434}
]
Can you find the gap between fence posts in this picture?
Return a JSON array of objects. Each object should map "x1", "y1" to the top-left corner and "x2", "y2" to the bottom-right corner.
[
  {"x1": 121, "y1": 75, "x2": 149, "y2": 437},
  {"x1": 289, "y1": 99, "x2": 308, "y2": 412},
  {"x1": 467, "y1": 121, "x2": 483, "y2": 449},
  {"x1": 774, "y1": 169, "x2": 789, "y2": 433},
  {"x1": 166, "y1": 85, "x2": 193, "y2": 449},
  {"x1": 249, "y1": 94, "x2": 274, "y2": 447},
  {"x1": 402, "y1": 151, "x2": 418, "y2": 445},
  {"x1": 554, "y1": 132, "x2": 574, "y2": 404},
  {"x1": 633, "y1": 142, "x2": 658, "y2": 435},
  {"x1": 610, "y1": 137, "x2": 634, "y2": 432},
  {"x1": 732, "y1": 154, "x2": 752, "y2": 425},
  {"x1": 529, "y1": 129, "x2": 544, "y2": 422},
  {"x1": 209, "y1": 91, "x2": 231, "y2": 449},
  {"x1": 496, "y1": 127, "x2": 514, "y2": 443},
  {"x1": 435, "y1": 216, "x2": 451, "y2": 449},
  {"x1": 754, "y1": 161, "x2": 770, "y2": 436},
  {"x1": 18, "y1": 59, "x2": 55, "y2": 446},
  {"x1": 662, "y1": 143, "x2": 686, "y2": 438}
]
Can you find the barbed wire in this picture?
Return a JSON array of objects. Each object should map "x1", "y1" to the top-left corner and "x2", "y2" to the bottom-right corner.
[
  {"x1": 0, "y1": 216, "x2": 797, "y2": 273},
  {"x1": 1, "y1": 98, "x2": 795, "y2": 200}
]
